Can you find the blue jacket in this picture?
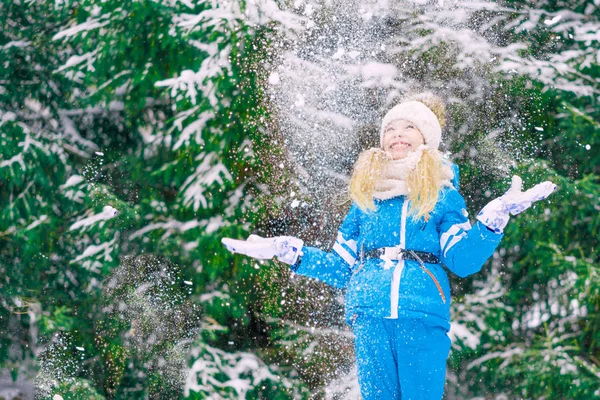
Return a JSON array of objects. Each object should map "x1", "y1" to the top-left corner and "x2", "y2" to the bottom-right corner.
[{"x1": 291, "y1": 185, "x2": 503, "y2": 329}]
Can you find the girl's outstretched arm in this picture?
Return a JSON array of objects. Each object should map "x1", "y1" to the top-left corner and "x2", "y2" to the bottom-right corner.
[
  {"x1": 439, "y1": 176, "x2": 556, "y2": 278},
  {"x1": 438, "y1": 189, "x2": 504, "y2": 278},
  {"x1": 222, "y1": 204, "x2": 362, "y2": 289},
  {"x1": 291, "y1": 203, "x2": 362, "y2": 289}
]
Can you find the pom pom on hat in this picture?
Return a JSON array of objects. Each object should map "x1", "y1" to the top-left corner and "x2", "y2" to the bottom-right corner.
[{"x1": 380, "y1": 95, "x2": 444, "y2": 150}]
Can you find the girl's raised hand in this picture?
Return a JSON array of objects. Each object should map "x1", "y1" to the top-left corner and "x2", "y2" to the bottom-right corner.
[
  {"x1": 476, "y1": 175, "x2": 557, "y2": 233},
  {"x1": 500, "y1": 176, "x2": 557, "y2": 215}
]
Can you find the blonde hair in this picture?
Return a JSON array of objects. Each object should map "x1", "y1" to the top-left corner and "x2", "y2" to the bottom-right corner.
[
  {"x1": 349, "y1": 93, "x2": 447, "y2": 220},
  {"x1": 349, "y1": 148, "x2": 390, "y2": 211}
]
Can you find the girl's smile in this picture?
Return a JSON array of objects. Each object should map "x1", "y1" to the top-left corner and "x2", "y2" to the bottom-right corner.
[{"x1": 382, "y1": 119, "x2": 425, "y2": 160}]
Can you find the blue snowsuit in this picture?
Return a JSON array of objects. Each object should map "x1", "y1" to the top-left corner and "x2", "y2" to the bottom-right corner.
[{"x1": 291, "y1": 176, "x2": 503, "y2": 399}]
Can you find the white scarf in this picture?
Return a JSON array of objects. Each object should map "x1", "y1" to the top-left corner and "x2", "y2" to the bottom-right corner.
[{"x1": 373, "y1": 147, "x2": 455, "y2": 200}]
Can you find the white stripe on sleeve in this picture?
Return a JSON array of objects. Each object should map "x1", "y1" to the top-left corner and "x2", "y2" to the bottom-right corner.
[
  {"x1": 336, "y1": 232, "x2": 358, "y2": 254},
  {"x1": 440, "y1": 221, "x2": 472, "y2": 250},
  {"x1": 333, "y1": 242, "x2": 356, "y2": 267},
  {"x1": 443, "y1": 232, "x2": 467, "y2": 257}
]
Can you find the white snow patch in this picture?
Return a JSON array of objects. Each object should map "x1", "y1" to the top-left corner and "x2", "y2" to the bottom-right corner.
[
  {"x1": 331, "y1": 48, "x2": 345, "y2": 59},
  {"x1": 25, "y1": 215, "x2": 48, "y2": 231},
  {"x1": 294, "y1": 94, "x2": 305, "y2": 107},
  {"x1": 467, "y1": 346, "x2": 524, "y2": 370},
  {"x1": 60, "y1": 175, "x2": 84, "y2": 190},
  {"x1": 205, "y1": 216, "x2": 225, "y2": 234},
  {"x1": 71, "y1": 237, "x2": 117, "y2": 264},
  {"x1": 171, "y1": 108, "x2": 212, "y2": 150},
  {"x1": 323, "y1": 367, "x2": 361, "y2": 399},
  {"x1": 449, "y1": 322, "x2": 481, "y2": 349},
  {"x1": 56, "y1": 51, "x2": 98, "y2": 72},
  {"x1": 1, "y1": 41, "x2": 30, "y2": 50},
  {"x1": 199, "y1": 290, "x2": 229, "y2": 303},
  {"x1": 184, "y1": 343, "x2": 278, "y2": 399},
  {"x1": 544, "y1": 15, "x2": 562, "y2": 25},
  {"x1": 180, "y1": 152, "x2": 232, "y2": 211},
  {"x1": 0, "y1": 154, "x2": 26, "y2": 169},
  {"x1": 129, "y1": 218, "x2": 201, "y2": 240},
  {"x1": 183, "y1": 241, "x2": 199, "y2": 251},
  {"x1": 53, "y1": 17, "x2": 110, "y2": 40},
  {"x1": 268, "y1": 72, "x2": 280, "y2": 85},
  {"x1": 69, "y1": 206, "x2": 118, "y2": 231}
]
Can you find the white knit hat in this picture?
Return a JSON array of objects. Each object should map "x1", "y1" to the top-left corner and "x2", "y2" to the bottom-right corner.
[{"x1": 380, "y1": 101, "x2": 442, "y2": 150}]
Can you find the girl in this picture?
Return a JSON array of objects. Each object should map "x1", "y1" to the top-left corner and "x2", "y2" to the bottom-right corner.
[{"x1": 222, "y1": 93, "x2": 556, "y2": 399}]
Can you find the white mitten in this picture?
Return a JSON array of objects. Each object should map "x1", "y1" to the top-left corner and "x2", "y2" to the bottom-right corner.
[
  {"x1": 477, "y1": 175, "x2": 557, "y2": 233},
  {"x1": 222, "y1": 235, "x2": 278, "y2": 260},
  {"x1": 221, "y1": 234, "x2": 304, "y2": 265}
]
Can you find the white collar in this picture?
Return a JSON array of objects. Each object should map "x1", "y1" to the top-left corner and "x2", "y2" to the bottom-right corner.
[{"x1": 373, "y1": 147, "x2": 454, "y2": 200}]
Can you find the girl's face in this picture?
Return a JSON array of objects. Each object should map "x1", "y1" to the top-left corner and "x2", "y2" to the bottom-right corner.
[{"x1": 382, "y1": 119, "x2": 425, "y2": 160}]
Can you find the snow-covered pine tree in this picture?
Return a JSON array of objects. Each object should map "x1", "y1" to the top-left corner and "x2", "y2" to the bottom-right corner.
[
  {"x1": 1, "y1": 0, "x2": 308, "y2": 398},
  {"x1": 451, "y1": 1, "x2": 600, "y2": 398},
  {"x1": 0, "y1": 2, "x2": 116, "y2": 390}
]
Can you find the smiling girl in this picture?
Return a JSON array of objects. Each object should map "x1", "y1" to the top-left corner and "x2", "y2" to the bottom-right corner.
[{"x1": 223, "y1": 93, "x2": 556, "y2": 399}]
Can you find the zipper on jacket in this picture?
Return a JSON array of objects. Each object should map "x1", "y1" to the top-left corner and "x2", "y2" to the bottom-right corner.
[
  {"x1": 420, "y1": 264, "x2": 446, "y2": 303},
  {"x1": 389, "y1": 200, "x2": 409, "y2": 319}
]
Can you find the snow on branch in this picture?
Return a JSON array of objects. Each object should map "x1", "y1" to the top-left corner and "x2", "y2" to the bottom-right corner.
[
  {"x1": 53, "y1": 15, "x2": 110, "y2": 41},
  {"x1": 243, "y1": 0, "x2": 307, "y2": 30},
  {"x1": 128, "y1": 218, "x2": 201, "y2": 240},
  {"x1": 170, "y1": 107, "x2": 213, "y2": 150},
  {"x1": 158, "y1": 0, "x2": 305, "y2": 107},
  {"x1": 495, "y1": 6, "x2": 600, "y2": 95},
  {"x1": 55, "y1": 51, "x2": 98, "y2": 73},
  {"x1": 185, "y1": 342, "x2": 282, "y2": 399},
  {"x1": 70, "y1": 236, "x2": 117, "y2": 264},
  {"x1": 68, "y1": 235, "x2": 120, "y2": 274},
  {"x1": 0, "y1": 154, "x2": 26, "y2": 170},
  {"x1": 467, "y1": 345, "x2": 524, "y2": 370},
  {"x1": 129, "y1": 219, "x2": 200, "y2": 240},
  {"x1": 69, "y1": 206, "x2": 118, "y2": 231},
  {"x1": 450, "y1": 275, "x2": 509, "y2": 350},
  {"x1": 0, "y1": 121, "x2": 61, "y2": 182},
  {"x1": 0, "y1": 41, "x2": 31, "y2": 50},
  {"x1": 174, "y1": 0, "x2": 306, "y2": 32},
  {"x1": 25, "y1": 215, "x2": 48, "y2": 231},
  {"x1": 265, "y1": 316, "x2": 354, "y2": 339},
  {"x1": 128, "y1": 215, "x2": 230, "y2": 241},
  {"x1": 180, "y1": 152, "x2": 232, "y2": 211},
  {"x1": 467, "y1": 342, "x2": 590, "y2": 382},
  {"x1": 156, "y1": 65, "x2": 226, "y2": 107}
]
